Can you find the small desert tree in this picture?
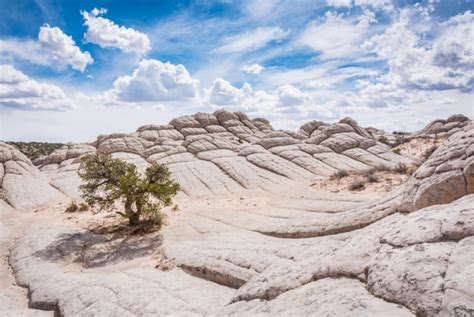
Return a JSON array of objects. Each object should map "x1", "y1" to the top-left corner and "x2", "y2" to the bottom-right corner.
[{"x1": 78, "y1": 153, "x2": 179, "y2": 226}]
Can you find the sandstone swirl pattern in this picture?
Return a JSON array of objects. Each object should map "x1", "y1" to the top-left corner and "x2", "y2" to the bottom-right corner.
[{"x1": 1, "y1": 111, "x2": 473, "y2": 316}]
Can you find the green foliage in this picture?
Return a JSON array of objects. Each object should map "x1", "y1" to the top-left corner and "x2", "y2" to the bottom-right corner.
[
  {"x1": 330, "y1": 169, "x2": 349, "y2": 180},
  {"x1": 78, "y1": 153, "x2": 179, "y2": 226},
  {"x1": 79, "y1": 202, "x2": 89, "y2": 211},
  {"x1": 7, "y1": 141, "x2": 64, "y2": 161},
  {"x1": 65, "y1": 200, "x2": 79, "y2": 213},
  {"x1": 377, "y1": 136, "x2": 388, "y2": 145},
  {"x1": 392, "y1": 148, "x2": 401, "y2": 155}
]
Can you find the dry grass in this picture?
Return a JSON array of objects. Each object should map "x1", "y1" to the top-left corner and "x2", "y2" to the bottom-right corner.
[
  {"x1": 330, "y1": 169, "x2": 349, "y2": 180},
  {"x1": 348, "y1": 180, "x2": 365, "y2": 191}
]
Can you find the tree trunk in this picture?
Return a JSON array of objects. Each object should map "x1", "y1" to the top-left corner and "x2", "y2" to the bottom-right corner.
[
  {"x1": 129, "y1": 212, "x2": 140, "y2": 226},
  {"x1": 125, "y1": 198, "x2": 140, "y2": 226}
]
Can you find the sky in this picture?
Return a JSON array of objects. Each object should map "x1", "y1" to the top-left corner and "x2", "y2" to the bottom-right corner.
[{"x1": 0, "y1": 0, "x2": 473, "y2": 142}]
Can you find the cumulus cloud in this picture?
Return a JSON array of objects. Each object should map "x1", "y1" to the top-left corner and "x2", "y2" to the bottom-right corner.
[
  {"x1": 333, "y1": 8, "x2": 473, "y2": 111},
  {"x1": 325, "y1": 0, "x2": 352, "y2": 7},
  {"x1": 206, "y1": 78, "x2": 326, "y2": 119},
  {"x1": 276, "y1": 85, "x2": 309, "y2": 109},
  {"x1": 326, "y1": 0, "x2": 393, "y2": 11},
  {"x1": 38, "y1": 24, "x2": 93, "y2": 72},
  {"x1": 0, "y1": 25, "x2": 93, "y2": 72},
  {"x1": 298, "y1": 11, "x2": 376, "y2": 59},
  {"x1": 0, "y1": 64, "x2": 72, "y2": 111},
  {"x1": 362, "y1": 8, "x2": 474, "y2": 91},
  {"x1": 241, "y1": 63, "x2": 265, "y2": 74},
  {"x1": 215, "y1": 27, "x2": 288, "y2": 53},
  {"x1": 208, "y1": 78, "x2": 253, "y2": 106},
  {"x1": 105, "y1": 59, "x2": 199, "y2": 104},
  {"x1": 81, "y1": 8, "x2": 151, "y2": 54}
]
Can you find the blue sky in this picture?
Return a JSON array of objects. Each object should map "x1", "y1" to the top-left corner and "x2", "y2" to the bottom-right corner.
[{"x1": 0, "y1": 0, "x2": 473, "y2": 142}]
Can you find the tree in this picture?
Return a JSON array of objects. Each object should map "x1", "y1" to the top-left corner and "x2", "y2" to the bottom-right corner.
[{"x1": 78, "y1": 153, "x2": 179, "y2": 226}]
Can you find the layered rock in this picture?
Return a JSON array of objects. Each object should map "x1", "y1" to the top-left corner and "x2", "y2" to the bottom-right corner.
[
  {"x1": 35, "y1": 110, "x2": 416, "y2": 198},
  {"x1": 0, "y1": 142, "x2": 63, "y2": 210},
  {"x1": 399, "y1": 122, "x2": 474, "y2": 211},
  {"x1": 4, "y1": 111, "x2": 473, "y2": 316}
]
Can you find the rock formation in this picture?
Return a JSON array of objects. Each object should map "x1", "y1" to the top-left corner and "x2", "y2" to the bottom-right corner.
[
  {"x1": 31, "y1": 110, "x2": 415, "y2": 200},
  {"x1": 0, "y1": 142, "x2": 63, "y2": 210},
  {"x1": 1, "y1": 110, "x2": 473, "y2": 316}
]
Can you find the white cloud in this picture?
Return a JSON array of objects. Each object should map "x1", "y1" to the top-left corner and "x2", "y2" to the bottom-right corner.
[
  {"x1": 105, "y1": 59, "x2": 199, "y2": 104},
  {"x1": 0, "y1": 39, "x2": 49, "y2": 66},
  {"x1": 241, "y1": 63, "x2": 265, "y2": 74},
  {"x1": 325, "y1": 0, "x2": 352, "y2": 7},
  {"x1": 81, "y1": 8, "x2": 151, "y2": 54},
  {"x1": 215, "y1": 27, "x2": 288, "y2": 53},
  {"x1": 432, "y1": 11, "x2": 474, "y2": 75},
  {"x1": 0, "y1": 64, "x2": 72, "y2": 111},
  {"x1": 325, "y1": 0, "x2": 393, "y2": 11},
  {"x1": 0, "y1": 25, "x2": 93, "y2": 72},
  {"x1": 354, "y1": 0, "x2": 393, "y2": 12},
  {"x1": 362, "y1": 8, "x2": 474, "y2": 91},
  {"x1": 208, "y1": 78, "x2": 253, "y2": 106},
  {"x1": 38, "y1": 24, "x2": 93, "y2": 72},
  {"x1": 331, "y1": 8, "x2": 474, "y2": 112},
  {"x1": 206, "y1": 78, "x2": 330, "y2": 119},
  {"x1": 245, "y1": 0, "x2": 280, "y2": 19},
  {"x1": 276, "y1": 85, "x2": 309, "y2": 108},
  {"x1": 298, "y1": 11, "x2": 376, "y2": 59}
]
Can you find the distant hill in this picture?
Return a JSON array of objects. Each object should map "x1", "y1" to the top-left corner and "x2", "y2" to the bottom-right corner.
[{"x1": 6, "y1": 141, "x2": 64, "y2": 161}]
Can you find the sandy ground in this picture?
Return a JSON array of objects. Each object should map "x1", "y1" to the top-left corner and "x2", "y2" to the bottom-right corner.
[{"x1": 311, "y1": 171, "x2": 409, "y2": 194}]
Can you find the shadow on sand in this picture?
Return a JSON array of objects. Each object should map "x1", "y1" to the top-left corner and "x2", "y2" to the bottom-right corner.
[{"x1": 33, "y1": 225, "x2": 163, "y2": 268}]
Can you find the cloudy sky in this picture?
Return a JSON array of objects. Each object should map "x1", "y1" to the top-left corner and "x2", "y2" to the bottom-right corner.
[{"x1": 0, "y1": 0, "x2": 472, "y2": 142}]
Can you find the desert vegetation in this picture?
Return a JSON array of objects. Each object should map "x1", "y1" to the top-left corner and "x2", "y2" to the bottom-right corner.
[
  {"x1": 78, "y1": 153, "x2": 179, "y2": 226},
  {"x1": 6, "y1": 141, "x2": 64, "y2": 160}
]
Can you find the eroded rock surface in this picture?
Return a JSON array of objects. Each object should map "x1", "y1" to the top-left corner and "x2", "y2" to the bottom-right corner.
[
  {"x1": 34, "y1": 110, "x2": 416, "y2": 199},
  {"x1": 0, "y1": 142, "x2": 63, "y2": 210},
  {"x1": 3, "y1": 112, "x2": 473, "y2": 316}
]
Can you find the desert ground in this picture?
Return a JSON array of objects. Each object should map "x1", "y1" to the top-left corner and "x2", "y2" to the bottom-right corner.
[{"x1": 0, "y1": 110, "x2": 473, "y2": 316}]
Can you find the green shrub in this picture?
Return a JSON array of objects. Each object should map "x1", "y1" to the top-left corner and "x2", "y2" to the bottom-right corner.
[
  {"x1": 7, "y1": 141, "x2": 64, "y2": 161},
  {"x1": 65, "y1": 200, "x2": 79, "y2": 213},
  {"x1": 79, "y1": 202, "x2": 89, "y2": 211},
  {"x1": 79, "y1": 153, "x2": 180, "y2": 226},
  {"x1": 392, "y1": 148, "x2": 401, "y2": 155}
]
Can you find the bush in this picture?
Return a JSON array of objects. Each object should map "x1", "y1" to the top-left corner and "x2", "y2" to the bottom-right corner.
[
  {"x1": 79, "y1": 153, "x2": 180, "y2": 226},
  {"x1": 65, "y1": 200, "x2": 79, "y2": 212},
  {"x1": 378, "y1": 136, "x2": 388, "y2": 145},
  {"x1": 394, "y1": 163, "x2": 408, "y2": 175},
  {"x1": 366, "y1": 174, "x2": 379, "y2": 183},
  {"x1": 330, "y1": 169, "x2": 349, "y2": 180},
  {"x1": 392, "y1": 148, "x2": 401, "y2": 155},
  {"x1": 7, "y1": 141, "x2": 64, "y2": 161},
  {"x1": 79, "y1": 202, "x2": 89, "y2": 211},
  {"x1": 348, "y1": 181, "x2": 365, "y2": 191}
]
